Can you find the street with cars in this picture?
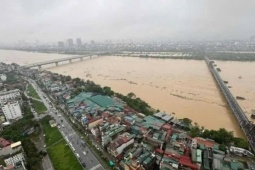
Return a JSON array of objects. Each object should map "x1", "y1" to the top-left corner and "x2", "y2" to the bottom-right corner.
[{"x1": 26, "y1": 78, "x2": 104, "y2": 170}]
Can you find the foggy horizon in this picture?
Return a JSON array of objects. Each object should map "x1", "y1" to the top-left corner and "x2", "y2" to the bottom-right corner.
[{"x1": 1, "y1": 0, "x2": 255, "y2": 44}]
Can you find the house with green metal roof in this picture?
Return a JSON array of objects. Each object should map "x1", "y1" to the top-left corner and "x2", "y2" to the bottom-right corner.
[
  {"x1": 88, "y1": 95, "x2": 114, "y2": 107},
  {"x1": 137, "y1": 151, "x2": 150, "y2": 163},
  {"x1": 66, "y1": 92, "x2": 125, "y2": 124},
  {"x1": 143, "y1": 157, "x2": 152, "y2": 165},
  {"x1": 142, "y1": 116, "x2": 165, "y2": 130}
]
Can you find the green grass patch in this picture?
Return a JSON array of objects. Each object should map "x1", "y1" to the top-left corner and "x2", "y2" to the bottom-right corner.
[
  {"x1": 31, "y1": 100, "x2": 47, "y2": 114},
  {"x1": 47, "y1": 140, "x2": 83, "y2": 170},
  {"x1": 28, "y1": 84, "x2": 40, "y2": 99},
  {"x1": 40, "y1": 116, "x2": 83, "y2": 170},
  {"x1": 40, "y1": 117, "x2": 62, "y2": 146}
]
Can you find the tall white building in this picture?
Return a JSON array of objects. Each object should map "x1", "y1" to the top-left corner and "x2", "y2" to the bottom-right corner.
[
  {"x1": 0, "y1": 89, "x2": 21, "y2": 106},
  {"x1": 2, "y1": 102, "x2": 23, "y2": 122}
]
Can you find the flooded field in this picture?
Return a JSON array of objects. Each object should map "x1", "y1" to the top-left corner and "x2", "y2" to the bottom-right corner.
[{"x1": 1, "y1": 49, "x2": 255, "y2": 137}]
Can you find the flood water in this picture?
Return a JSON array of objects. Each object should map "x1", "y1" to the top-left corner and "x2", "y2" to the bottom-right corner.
[
  {"x1": 1, "y1": 49, "x2": 255, "y2": 137},
  {"x1": 215, "y1": 61, "x2": 255, "y2": 119},
  {"x1": 0, "y1": 49, "x2": 70, "y2": 65}
]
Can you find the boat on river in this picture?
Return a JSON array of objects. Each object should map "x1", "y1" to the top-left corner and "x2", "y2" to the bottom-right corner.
[
  {"x1": 251, "y1": 110, "x2": 255, "y2": 119},
  {"x1": 236, "y1": 96, "x2": 245, "y2": 100}
]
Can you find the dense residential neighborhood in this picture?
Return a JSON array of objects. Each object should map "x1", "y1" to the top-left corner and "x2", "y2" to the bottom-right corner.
[{"x1": 0, "y1": 61, "x2": 255, "y2": 170}]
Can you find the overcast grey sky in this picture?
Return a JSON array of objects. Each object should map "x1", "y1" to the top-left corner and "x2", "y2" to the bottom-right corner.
[{"x1": 0, "y1": 0, "x2": 255, "y2": 43}]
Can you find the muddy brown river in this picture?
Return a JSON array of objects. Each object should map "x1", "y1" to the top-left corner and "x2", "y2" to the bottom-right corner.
[{"x1": 1, "y1": 49, "x2": 255, "y2": 137}]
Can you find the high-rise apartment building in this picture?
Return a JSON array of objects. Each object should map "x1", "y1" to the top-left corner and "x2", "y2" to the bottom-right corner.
[
  {"x1": 76, "y1": 38, "x2": 82, "y2": 47},
  {"x1": 2, "y1": 101, "x2": 23, "y2": 122},
  {"x1": 0, "y1": 89, "x2": 21, "y2": 106},
  {"x1": 67, "y1": 39, "x2": 74, "y2": 48}
]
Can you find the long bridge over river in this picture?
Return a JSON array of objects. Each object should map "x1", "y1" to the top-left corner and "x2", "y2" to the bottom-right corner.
[
  {"x1": 205, "y1": 56, "x2": 255, "y2": 152},
  {"x1": 23, "y1": 51, "x2": 111, "y2": 69}
]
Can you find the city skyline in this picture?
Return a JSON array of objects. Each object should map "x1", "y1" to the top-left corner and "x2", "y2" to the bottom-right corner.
[{"x1": 0, "y1": 0, "x2": 255, "y2": 44}]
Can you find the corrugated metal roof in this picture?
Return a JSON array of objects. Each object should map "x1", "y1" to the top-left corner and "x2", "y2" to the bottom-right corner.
[
  {"x1": 137, "y1": 151, "x2": 150, "y2": 163},
  {"x1": 179, "y1": 156, "x2": 198, "y2": 169},
  {"x1": 143, "y1": 157, "x2": 152, "y2": 164},
  {"x1": 89, "y1": 95, "x2": 114, "y2": 108},
  {"x1": 142, "y1": 116, "x2": 165, "y2": 130}
]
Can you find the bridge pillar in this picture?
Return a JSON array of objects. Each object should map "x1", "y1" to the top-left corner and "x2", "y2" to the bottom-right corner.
[
  {"x1": 69, "y1": 59, "x2": 72, "y2": 63},
  {"x1": 55, "y1": 62, "x2": 58, "y2": 66}
]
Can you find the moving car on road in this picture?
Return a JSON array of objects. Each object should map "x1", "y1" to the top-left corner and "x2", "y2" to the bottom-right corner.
[{"x1": 76, "y1": 153, "x2": 80, "y2": 158}]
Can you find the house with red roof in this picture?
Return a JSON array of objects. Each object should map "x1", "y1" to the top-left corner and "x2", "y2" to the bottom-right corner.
[{"x1": 0, "y1": 138, "x2": 11, "y2": 148}]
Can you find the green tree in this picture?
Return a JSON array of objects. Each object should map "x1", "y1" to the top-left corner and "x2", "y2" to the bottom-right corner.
[
  {"x1": 127, "y1": 92, "x2": 136, "y2": 99},
  {"x1": 219, "y1": 144, "x2": 227, "y2": 152},
  {"x1": 179, "y1": 118, "x2": 192, "y2": 127},
  {"x1": 190, "y1": 125, "x2": 202, "y2": 137},
  {"x1": 73, "y1": 77, "x2": 81, "y2": 84},
  {"x1": 233, "y1": 137, "x2": 249, "y2": 149},
  {"x1": 103, "y1": 86, "x2": 114, "y2": 96},
  {"x1": 22, "y1": 139, "x2": 42, "y2": 170}
]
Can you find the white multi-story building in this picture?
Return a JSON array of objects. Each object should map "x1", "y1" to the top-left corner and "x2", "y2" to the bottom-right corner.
[
  {"x1": 2, "y1": 102, "x2": 23, "y2": 122},
  {"x1": 107, "y1": 132, "x2": 135, "y2": 157},
  {"x1": 0, "y1": 74, "x2": 7, "y2": 81},
  {"x1": 0, "y1": 89, "x2": 21, "y2": 106}
]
